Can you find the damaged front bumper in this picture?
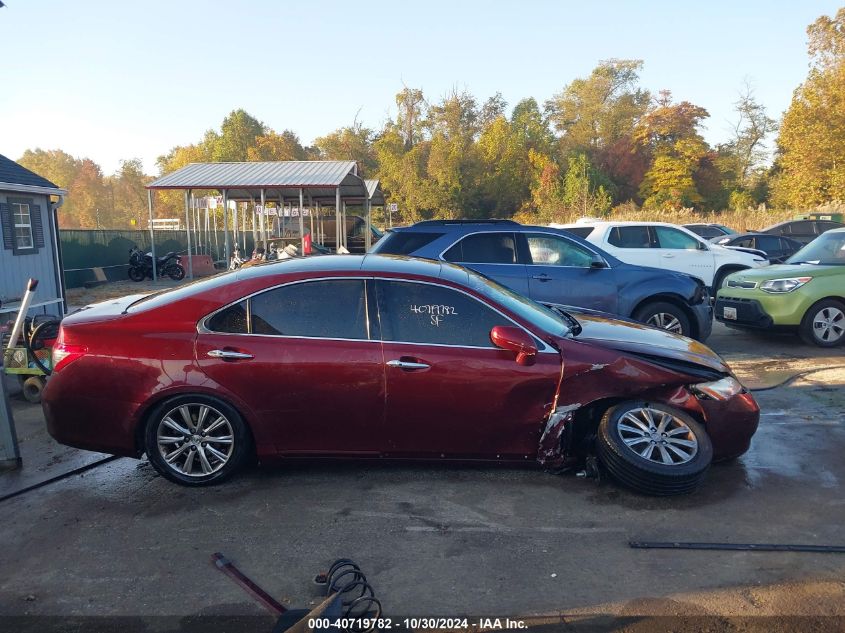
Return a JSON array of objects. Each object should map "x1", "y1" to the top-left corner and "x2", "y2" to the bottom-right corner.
[{"x1": 536, "y1": 384, "x2": 760, "y2": 470}]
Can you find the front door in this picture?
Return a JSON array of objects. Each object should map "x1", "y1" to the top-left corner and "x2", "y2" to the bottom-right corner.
[
  {"x1": 195, "y1": 278, "x2": 386, "y2": 454},
  {"x1": 652, "y1": 226, "x2": 715, "y2": 284},
  {"x1": 521, "y1": 232, "x2": 618, "y2": 313},
  {"x1": 374, "y1": 279, "x2": 561, "y2": 459}
]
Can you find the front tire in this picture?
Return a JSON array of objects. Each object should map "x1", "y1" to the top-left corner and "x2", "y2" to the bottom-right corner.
[
  {"x1": 596, "y1": 401, "x2": 713, "y2": 496},
  {"x1": 128, "y1": 266, "x2": 146, "y2": 282},
  {"x1": 799, "y1": 299, "x2": 845, "y2": 347},
  {"x1": 144, "y1": 395, "x2": 251, "y2": 486},
  {"x1": 633, "y1": 301, "x2": 692, "y2": 337}
]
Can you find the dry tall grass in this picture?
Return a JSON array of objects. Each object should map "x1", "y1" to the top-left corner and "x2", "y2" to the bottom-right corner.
[{"x1": 517, "y1": 204, "x2": 845, "y2": 231}]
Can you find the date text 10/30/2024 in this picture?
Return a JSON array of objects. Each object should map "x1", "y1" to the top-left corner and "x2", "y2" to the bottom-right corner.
[{"x1": 308, "y1": 617, "x2": 528, "y2": 630}]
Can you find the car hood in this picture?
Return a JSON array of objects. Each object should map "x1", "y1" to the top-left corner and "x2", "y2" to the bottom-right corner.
[
  {"x1": 565, "y1": 309, "x2": 729, "y2": 374},
  {"x1": 727, "y1": 263, "x2": 844, "y2": 280}
]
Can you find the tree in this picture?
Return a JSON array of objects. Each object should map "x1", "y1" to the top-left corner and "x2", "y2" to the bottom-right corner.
[
  {"x1": 728, "y1": 81, "x2": 777, "y2": 187},
  {"x1": 247, "y1": 130, "x2": 308, "y2": 161},
  {"x1": 635, "y1": 91, "x2": 712, "y2": 209},
  {"x1": 395, "y1": 87, "x2": 427, "y2": 148},
  {"x1": 211, "y1": 110, "x2": 266, "y2": 162},
  {"x1": 108, "y1": 159, "x2": 150, "y2": 228},
  {"x1": 561, "y1": 153, "x2": 613, "y2": 216},
  {"x1": 315, "y1": 121, "x2": 377, "y2": 173},
  {"x1": 772, "y1": 8, "x2": 845, "y2": 207},
  {"x1": 546, "y1": 59, "x2": 650, "y2": 153}
]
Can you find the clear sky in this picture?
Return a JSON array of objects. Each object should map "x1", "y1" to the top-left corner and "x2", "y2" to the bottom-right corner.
[{"x1": 1, "y1": 0, "x2": 841, "y2": 175}]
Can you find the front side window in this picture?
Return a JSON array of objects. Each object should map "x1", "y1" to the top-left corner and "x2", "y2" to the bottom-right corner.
[
  {"x1": 608, "y1": 225, "x2": 652, "y2": 249},
  {"x1": 654, "y1": 226, "x2": 701, "y2": 250},
  {"x1": 526, "y1": 233, "x2": 595, "y2": 267},
  {"x1": 377, "y1": 280, "x2": 510, "y2": 347},
  {"x1": 12, "y1": 202, "x2": 33, "y2": 250},
  {"x1": 443, "y1": 233, "x2": 517, "y2": 264}
]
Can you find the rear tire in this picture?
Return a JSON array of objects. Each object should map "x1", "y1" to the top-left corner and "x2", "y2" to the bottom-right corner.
[
  {"x1": 167, "y1": 264, "x2": 185, "y2": 281},
  {"x1": 596, "y1": 401, "x2": 713, "y2": 496},
  {"x1": 799, "y1": 299, "x2": 845, "y2": 347},
  {"x1": 144, "y1": 395, "x2": 252, "y2": 486},
  {"x1": 633, "y1": 301, "x2": 692, "y2": 337},
  {"x1": 128, "y1": 266, "x2": 145, "y2": 282}
]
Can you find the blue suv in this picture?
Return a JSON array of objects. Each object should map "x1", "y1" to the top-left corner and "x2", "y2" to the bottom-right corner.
[{"x1": 370, "y1": 220, "x2": 712, "y2": 341}]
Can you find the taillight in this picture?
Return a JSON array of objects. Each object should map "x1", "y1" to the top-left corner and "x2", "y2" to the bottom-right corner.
[{"x1": 51, "y1": 328, "x2": 88, "y2": 372}]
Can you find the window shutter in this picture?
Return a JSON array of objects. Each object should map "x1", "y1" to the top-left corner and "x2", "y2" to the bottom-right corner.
[
  {"x1": 31, "y1": 204, "x2": 45, "y2": 249},
  {"x1": 0, "y1": 203, "x2": 13, "y2": 250}
]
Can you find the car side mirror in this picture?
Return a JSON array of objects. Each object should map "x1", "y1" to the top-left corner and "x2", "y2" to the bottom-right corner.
[
  {"x1": 490, "y1": 325, "x2": 537, "y2": 366},
  {"x1": 589, "y1": 254, "x2": 607, "y2": 269}
]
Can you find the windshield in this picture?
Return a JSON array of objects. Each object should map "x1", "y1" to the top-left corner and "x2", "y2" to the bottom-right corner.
[
  {"x1": 461, "y1": 268, "x2": 572, "y2": 337},
  {"x1": 786, "y1": 231, "x2": 845, "y2": 265}
]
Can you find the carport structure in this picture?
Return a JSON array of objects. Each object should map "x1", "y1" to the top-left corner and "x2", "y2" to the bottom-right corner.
[{"x1": 146, "y1": 160, "x2": 381, "y2": 279}]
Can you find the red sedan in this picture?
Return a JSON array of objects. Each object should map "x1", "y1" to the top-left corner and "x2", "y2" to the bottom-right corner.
[{"x1": 43, "y1": 255, "x2": 759, "y2": 495}]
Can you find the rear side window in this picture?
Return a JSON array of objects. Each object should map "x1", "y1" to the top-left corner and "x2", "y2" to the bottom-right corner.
[
  {"x1": 376, "y1": 231, "x2": 444, "y2": 255},
  {"x1": 207, "y1": 301, "x2": 248, "y2": 333},
  {"x1": 560, "y1": 226, "x2": 594, "y2": 239},
  {"x1": 376, "y1": 280, "x2": 510, "y2": 348},
  {"x1": 251, "y1": 280, "x2": 368, "y2": 340},
  {"x1": 608, "y1": 226, "x2": 652, "y2": 248},
  {"x1": 787, "y1": 221, "x2": 814, "y2": 236},
  {"x1": 755, "y1": 235, "x2": 782, "y2": 252},
  {"x1": 443, "y1": 233, "x2": 517, "y2": 264}
]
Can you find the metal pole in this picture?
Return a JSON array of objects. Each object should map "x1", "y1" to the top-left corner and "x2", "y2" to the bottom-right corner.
[
  {"x1": 184, "y1": 190, "x2": 194, "y2": 280},
  {"x1": 260, "y1": 189, "x2": 266, "y2": 247},
  {"x1": 335, "y1": 187, "x2": 341, "y2": 253},
  {"x1": 223, "y1": 190, "x2": 231, "y2": 264},
  {"x1": 241, "y1": 202, "x2": 247, "y2": 253},
  {"x1": 308, "y1": 194, "x2": 314, "y2": 247},
  {"x1": 342, "y1": 201, "x2": 348, "y2": 250},
  {"x1": 148, "y1": 189, "x2": 157, "y2": 282},
  {"x1": 365, "y1": 198, "x2": 372, "y2": 250},
  {"x1": 0, "y1": 366, "x2": 21, "y2": 470},
  {"x1": 299, "y1": 188, "x2": 305, "y2": 254}
]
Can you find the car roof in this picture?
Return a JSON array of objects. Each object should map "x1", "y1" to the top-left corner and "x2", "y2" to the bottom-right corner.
[
  {"x1": 554, "y1": 220, "x2": 691, "y2": 229},
  {"x1": 232, "y1": 253, "x2": 459, "y2": 281}
]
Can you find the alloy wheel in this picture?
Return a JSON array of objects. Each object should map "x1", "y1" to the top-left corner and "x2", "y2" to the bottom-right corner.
[
  {"x1": 616, "y1": 407, "x2": 698, "y2": 465},
  {"x1": 156, "y1": 403, "x2": 235, "y2": 477},
  {"x1": 645, "y1": 312, "x2": 683, "y2": 334},
  {"x1": 813, "y1": 307, "x2": 845, "y2": 343}
]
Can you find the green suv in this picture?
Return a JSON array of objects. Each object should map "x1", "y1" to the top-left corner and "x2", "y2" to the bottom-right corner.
[{"x1": 716, "y1": 228, "x2": 845, "y2": 347}]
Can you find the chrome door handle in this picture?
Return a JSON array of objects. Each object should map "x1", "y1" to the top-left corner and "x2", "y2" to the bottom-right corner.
[
  {"x1": 207, "y1": 349, "x2": 254, "y2": 360},
  {"x1": 386, "y1": 359, "x2": 430, "y2": 370},
  {"x1": 661, "y1": 253, "x2": 675, "y2": 258},
  {"x1": 531, "y1": 274, "x2": 552, "y2": 281}
]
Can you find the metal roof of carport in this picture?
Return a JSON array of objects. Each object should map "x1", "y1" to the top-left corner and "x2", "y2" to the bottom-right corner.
[{"x1": 146, "y1": 160, "x2": 370, "y2": 200}]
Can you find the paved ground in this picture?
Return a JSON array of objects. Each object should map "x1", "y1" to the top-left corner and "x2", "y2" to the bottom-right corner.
[{"x1": 1, "y1": 314, "x2": 844, "y2": 630}]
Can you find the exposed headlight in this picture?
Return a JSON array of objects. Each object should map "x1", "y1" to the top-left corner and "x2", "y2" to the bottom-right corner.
[
  {"x1": 759, "y1": 277, "x2": 812, "y2": 293},
  {"x1": 692, "y1": 377, "x2": 744, "y2": 400}
]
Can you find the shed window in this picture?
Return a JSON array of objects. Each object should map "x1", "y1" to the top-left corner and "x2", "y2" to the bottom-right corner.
[{"x1": 12, "y1": 202, "x2": 34, "y2": 250}]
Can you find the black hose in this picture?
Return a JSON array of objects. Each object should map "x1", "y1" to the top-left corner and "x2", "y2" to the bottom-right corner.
[{"x1": 22, "y1": 319, "x2": 61, "y2": 376}]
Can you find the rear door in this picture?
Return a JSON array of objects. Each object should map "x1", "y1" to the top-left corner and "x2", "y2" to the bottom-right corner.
[
  {"x1": 442, "y1": 232, "x2": 530, "y2": 295},
  {"x1": 374, "y1": 279, "x2": 561, "y2": 458},
  {"x1": 604, "y1": 224, "x2": 660, "y2": 268},
  {"x1": 195, "y1": 278, "x2": 386, "y2": 454},
  {"x1": 521, "y1": 232, "x2": 618, "y2": 312}
]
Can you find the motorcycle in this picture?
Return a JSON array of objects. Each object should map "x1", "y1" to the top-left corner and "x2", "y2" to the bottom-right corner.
[{"x1": 128, "y1": 247, "x2": 185, "y2": 282}]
